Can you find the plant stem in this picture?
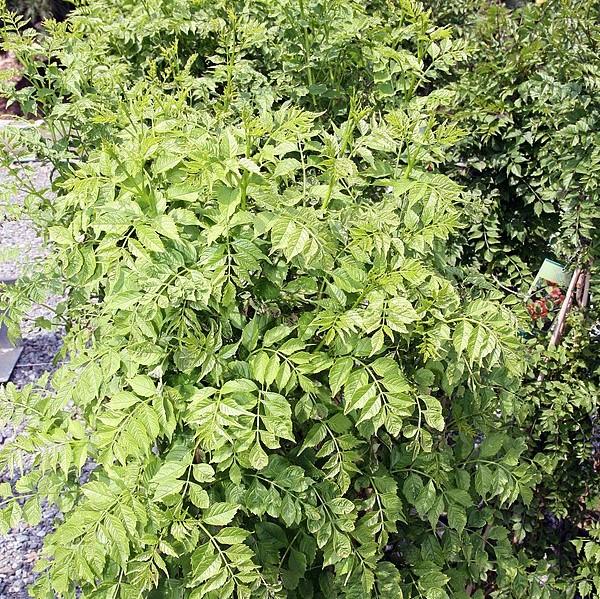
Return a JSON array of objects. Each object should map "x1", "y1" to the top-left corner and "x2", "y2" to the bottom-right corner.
[{"x1": 298, "y1": 0, "x2": 315, "y2": 104}]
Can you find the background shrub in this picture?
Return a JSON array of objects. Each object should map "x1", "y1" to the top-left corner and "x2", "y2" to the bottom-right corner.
[
  {"x1": 5, "y1": 0, "x2": 71, "y2": 24},
  {"x1": 433, "y1": 0, "x2": 600, "y2": 280},
  {"x1": 425, "y1": 0, "x2": 600, "y2": 595}
]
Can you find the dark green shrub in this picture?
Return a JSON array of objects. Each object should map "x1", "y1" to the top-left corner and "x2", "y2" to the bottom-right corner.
[
  {"x1": 0, "y1": 2, "x2": 542, "y2": 598},
  {"x1": 424, "y1": 0, "x2": 600, "y2": 595},
  {"x1": 437, "y1": 0, "x2": 600, "y2": 279}
]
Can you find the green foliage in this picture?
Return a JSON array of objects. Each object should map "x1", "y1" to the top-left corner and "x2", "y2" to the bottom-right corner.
[
  {"x1": 435, "y1": 0, "x2": 600, "y2": 279},
  {"x1": 498, "y1": 309, "x2": 599, "y2": 598},
  {"x1": 0, "y1": 0, "x2": 598, "y2": 598},
  {"x1": 423, "y1": 0, "x2": 600, "y2": 594},
  {"x1": 523, "y1": 313, "x2": 599, "y2": 516},
  {"x1": 572, "y1": 523, "x2": 600, "y2": 599},
  {"x1": 0, "y1": 1, "x2": 537, "y2": 598}
]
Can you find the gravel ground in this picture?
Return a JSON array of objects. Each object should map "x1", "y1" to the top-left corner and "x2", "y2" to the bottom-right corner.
[
  {"x1": 0, "y1": 330, "x2": 62, "y2": 599},
  {"x1": 0, "y1": 158, "x2": 53, "y2": 282},
  {"x1": 1, "y1": 151, "x2": 61, "y2": 598}
]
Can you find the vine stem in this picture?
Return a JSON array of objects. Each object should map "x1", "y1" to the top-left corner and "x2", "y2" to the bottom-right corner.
[{"x1": 298, "y1": 0, "x2": 314, "y2": 91}]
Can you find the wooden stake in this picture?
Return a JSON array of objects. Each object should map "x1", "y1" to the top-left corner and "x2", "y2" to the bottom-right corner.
[
  {"x1": 550, "y1": 267, "x2": 582, "y2": 348},
  {"x1": 580, "y1": 269, "x2": 591, "y2": 310},
  {"x1": 537, "y1": 267, "x2": 582, "y2": 382}
]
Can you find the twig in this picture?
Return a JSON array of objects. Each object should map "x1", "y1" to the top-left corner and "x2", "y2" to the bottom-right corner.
[
  {"x1": 576, "y1": 271, "x2": 585, "y2": 306},
  {"x1": 491, "y1": 274, "x2": 527, "y2": 299},
  {"x1": 13, "y1": 361, "x2": 60, "y2": 369},
  {"x1": 465, "y1": 523, "x2": 493, "y2": 596}
]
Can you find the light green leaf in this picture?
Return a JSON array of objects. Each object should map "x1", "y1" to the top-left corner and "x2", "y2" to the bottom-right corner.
[
  {"x1": 189, "y1": 483, "x2": 210, "y2": 509},
  {"x1": 479, "y1": 432, "x2": 505, "y2": 459},
  {"x1": 263, "y1": 325, "x2": 294, "y2": 347},
  {"x1": 136, "y1": 224, "x2": 165, "y2": 252},
  {"x1": 447, "y1": 501, "x2": 467, "y2": 534},
  {"x1": 129, "y1": 375, "x2": 156, "y2": 397},
  {"x1": 329, "y1": 357, "x2": 353, "y2": 397},
  {"x1": 108, "y1": 391, "x2": 139, "y2": 411},
  {"x1": 215, "y1": 527, "x2": 250, "y2": 545},
  {"x1": 203, "y1": 503, "x2": 239, "y2": 526},
  {"x1": 248, "y1": 443, "x2": 269, "y2": 470}
]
